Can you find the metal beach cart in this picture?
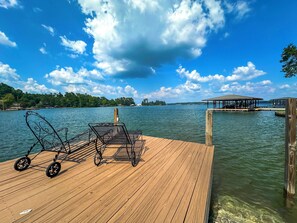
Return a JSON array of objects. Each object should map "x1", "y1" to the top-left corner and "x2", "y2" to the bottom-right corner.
[{"x1": 14, "y1": 111, "x2": 96, "y2": 177}]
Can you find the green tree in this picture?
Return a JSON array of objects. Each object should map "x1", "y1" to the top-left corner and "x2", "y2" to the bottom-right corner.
[
  {"x1": 99, "y1": 97, "x2": 109, "y2": 106},
  {"x1": 115, "y1": 97, "x2": 135, "y2": 106},
  {"x1": 0, "y1": 83, "x2": 14, "y2": 98},
  {"x1": 141, "y1": 98, "x2": 166, "y2": 106},
  {"x1": 65, "y1": 92, "x2": 79, "y2": 107},
  {"x1": 280, "y1": 43, "x2": 297, "y2": 78},
  {"x1": 142, "y1": 98, "x2": 149, "y2": 106},
  {"x1": 13, "y1": 89, "x2": 23, "y2": 101},
  {"x1": 109, "y1": 99, "x2": 117, "y2": 106},
  {"x1": 2, "y1": 93, "x2": 15, "y2": 108}
]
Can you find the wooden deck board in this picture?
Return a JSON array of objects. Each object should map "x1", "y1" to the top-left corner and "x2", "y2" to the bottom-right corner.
[
  {"x1": 112, "y1": 142, "x2": 200, "y2": 223},
  {"x1": 92, "y1": 141, "x2": 188, "y2": 223},
  {"x1": 26, "y1": 138, "x2": 172, "y2": 223},
  {"x1": 0, "y1": 136, "x2": 214, "y2": 223}
]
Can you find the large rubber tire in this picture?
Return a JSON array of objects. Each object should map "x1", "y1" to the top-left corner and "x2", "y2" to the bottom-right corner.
[
  {"x1": 46, "y1": 162, "x2": 61, "y2": 178},
  {"x1": 14, "y1": 157, "x2": 31, "y2": 171},
  {"x1": 131, "y1": 151, "x2": 138, "y2": 167},
  {"x1": 94, "y1": 151, "x2": 103, "y2": 166}
]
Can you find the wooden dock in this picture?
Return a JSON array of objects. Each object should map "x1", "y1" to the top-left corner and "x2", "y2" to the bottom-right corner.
[
  {"x1": 0, "y1": 136, "x2": 214, "y2": 223},
  {"x1": 210, "y1": 107, "x2": 286, "y2": 112}
]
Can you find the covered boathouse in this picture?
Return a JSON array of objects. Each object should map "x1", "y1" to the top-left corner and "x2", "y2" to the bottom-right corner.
[
  {"x1": 203, "y1": 94, "x2": 263, "y2": 110},
  {"x1": 270, "y1": 97, "x2": 297, "y2": 108}
]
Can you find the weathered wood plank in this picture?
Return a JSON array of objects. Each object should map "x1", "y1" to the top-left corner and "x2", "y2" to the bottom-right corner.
[
  {"x1": 107, "y1": 141, "x2": 193, "y2": 222},
  {"x1": 134, "y1": 143, "x2": 205, "y2": 223},
  {"x1": 114, "y1": 108, "x2": 119, "y2": 123},
  {"x1": 184, "y1": 145, "x2": 214, "y2": 222},
  {"x1": 206, "y1": 110, "x2": 213, "y2": 146}
]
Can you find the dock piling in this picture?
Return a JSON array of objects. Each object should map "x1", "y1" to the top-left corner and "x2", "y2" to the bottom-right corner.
[
  {"x1": 284, "y1": 98, "x2": 296, "y2": 201},
  {"x1": 206, "y1": 109, "x2": 213, "y2": 146},
  {"x1": 114, "y1": 108, "x2": 119, "y2": 124}
]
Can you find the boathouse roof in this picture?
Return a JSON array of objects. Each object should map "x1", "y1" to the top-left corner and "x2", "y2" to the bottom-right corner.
[
  {"x1": 270, "y1": 97, "x2": 297, "y2": 101},
  {"x1": 202, "y1": 94, "x2": 263, "y2": 101}
]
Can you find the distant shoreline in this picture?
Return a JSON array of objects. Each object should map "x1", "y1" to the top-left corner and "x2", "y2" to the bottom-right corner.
[{"x1": 1, "y1": 105, "x2": 134, "y2": 111}]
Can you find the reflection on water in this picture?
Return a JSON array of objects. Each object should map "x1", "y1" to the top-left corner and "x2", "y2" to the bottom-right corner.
[{"x1": 0, "y1": 105, "x2": 296, "y2": 222}]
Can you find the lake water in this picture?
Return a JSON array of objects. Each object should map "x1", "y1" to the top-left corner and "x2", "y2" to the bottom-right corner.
[{"x1": 0, "y1": 105, "x2": 296, "y2": 222}]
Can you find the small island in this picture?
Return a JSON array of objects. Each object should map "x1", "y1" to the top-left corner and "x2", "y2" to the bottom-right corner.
[{"x1": 141, "y1": 98, "x2": 166, "y2": 106}]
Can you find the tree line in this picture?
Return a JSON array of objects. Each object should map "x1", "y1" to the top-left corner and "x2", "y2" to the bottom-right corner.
[
  {"x1": 141, "y1": 98, "x2": 166, "y2": 106},
  {"x1": 0, "y1": 83, "x2": 135, "y2": 110}
]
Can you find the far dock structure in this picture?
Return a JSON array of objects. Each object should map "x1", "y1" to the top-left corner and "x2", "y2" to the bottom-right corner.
[
  {"x1": 271, "y1": 97, "x2": 297, "y2": 108},
  {"x1": 0, "y1": 137, "x2": 214, "y2": 221},
  {"x1": 203, "y1": 94, "x2": 263, "y2": 111}
]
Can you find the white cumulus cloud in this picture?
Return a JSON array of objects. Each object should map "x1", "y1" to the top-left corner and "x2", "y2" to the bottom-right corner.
[
  {"x1": 177, "y1": 65, "x2": 225, "y2": 82},
  {"x1": 60, "y1": 36, "x2": 87, "y2": 55},
  {"x1": 143, "y1": 80, "x2": 201, "y2": 100},
  {"x1": 41, "y1": 24, "x2": 55, "y2": 36},
  {"x1": 0, "y1": 0, "x2": 19, "y2": 9},
  {"x1": 63, "y1": 84, "x2": 89, "y2": 94},
  {"x1": 45, "y1": 67, "x2": 103, "y2": 86},
  {"x1": 0, "y1": 62, "x2": 57, "y2": 94},
  {"x1": 0, "y1": 61, "x2": 20, "y2": 81},
  {"x1": 260, "y1": 80, "x2": 272, "y2": 85},
  {"x1": 78, "y1": 0, "x2": 226, "y2": 77},
  {"x1": 0, "y1": 31, "x2": 17, "y2": 47},
  {"x1": 39, "y1": 47, "x2": 47, "y2": 54},
  {"x1": 124, "y1": 85, "x2": 138, "y2": 98},
  {"x1": 62, "y1": 82, "x2": 139, "y2": 99},
  {"x1": 280, "y1": 84, "x2": 290, "y2": 89},
  {"x1": 224, "y1": 0, "x2": 251, "y2": 19},
  {"x1": 45, "y1": 66, "x2": 140, "y2": 98},
  {"x1": 226, "y1": 62, "x2": 266, "y2": 81},
  {"x1": 219, "y1": 81, "x2": 275, "y2": 94},
  {"x1": 235, "y1": 1, "x2": 251, "y2": 19},
  {"x1": 39, "y1": 43, "x2": 47, "y2": 54},
  {"x1": 146, "y1": 61, "x2": 268, "y2": 100},
  {"x1": 178, "y1": 62, "x2": 266, "y2": 84},
  {"x1": 23, "y1": 78, "x2": 57, "y2": 93}
]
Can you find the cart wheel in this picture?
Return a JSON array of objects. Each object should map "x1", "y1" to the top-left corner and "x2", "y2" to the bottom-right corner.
[
  {"x1": 131, "y1": 151, "x2": 137, "y2": 167},
  {"x1": 14, "y1": 157, "x2": 31, "y2": 171},
  {"x1": 94, "y1": 151, "x2": 103, "y2": 166},
  {"x1": 46, "y1": 162, "x2": 61, "y2": 178}
]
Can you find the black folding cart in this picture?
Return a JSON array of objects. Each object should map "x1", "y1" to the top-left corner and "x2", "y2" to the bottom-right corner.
[{"x1": 14, "y1": 111, "x2": 96, "y2": 177}]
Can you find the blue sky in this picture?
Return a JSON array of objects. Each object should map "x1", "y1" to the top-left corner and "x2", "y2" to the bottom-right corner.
[{"x1": 0, "y1": 0, "x2": 297, "y2": 103}]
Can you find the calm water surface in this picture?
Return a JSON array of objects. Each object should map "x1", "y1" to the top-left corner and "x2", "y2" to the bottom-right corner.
[{"x1": 0, "y1": 105, "x2": 296, "y2": 222}]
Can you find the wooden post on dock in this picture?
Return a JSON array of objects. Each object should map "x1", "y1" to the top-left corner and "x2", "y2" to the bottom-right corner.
[
  {"x1": 206, "y1": 109, "x2": 213, "y2": 146},
  {"x1": 114, "y1": 108, "x2": 119, "y2": 124},
  {"x1": 285, "y1": 98, "x2": 296, "y2": 200}
]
